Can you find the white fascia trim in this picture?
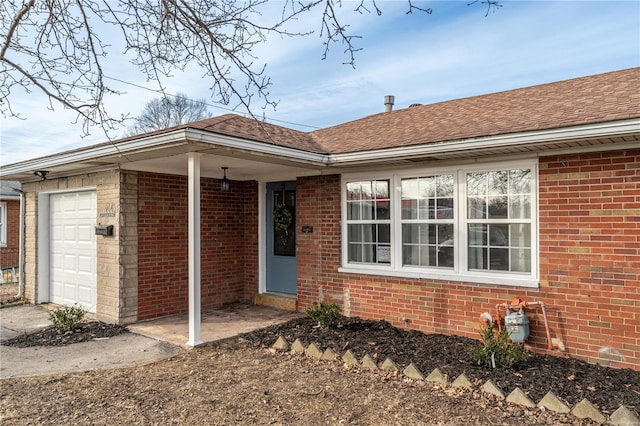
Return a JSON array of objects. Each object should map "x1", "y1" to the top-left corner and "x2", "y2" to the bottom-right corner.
[
  {"x1": 338, "y1": 267, "x2": 539, "y2": 288},
  {"x1": 0, "y1": 130, "x2": 191, "y2": 177},
  {"x1": 184, "y1": 129, "x2": 329, "y2": 165},
  {"x1": 1, "y1": 128, "x2": 329, "y2": 178},
  {"x1": 329, "y1": 119, "x2": 640, "y2": 164}
]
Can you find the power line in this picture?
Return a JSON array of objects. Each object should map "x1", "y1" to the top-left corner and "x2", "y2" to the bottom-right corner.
[{"x1": 104, "y1": 76, "x2": 321, "y2": 130}]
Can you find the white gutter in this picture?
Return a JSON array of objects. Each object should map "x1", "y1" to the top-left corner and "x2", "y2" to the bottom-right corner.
[
  {"x1": 185, "y1": 129, "x2": 329, "y2": 164},
  {"x1": 0, "y1": 128, "x2": 329, "y2": 178},
  {"x1": 1, "y1": 118, "x2": 637, "y2": 178},
  {"x1": 328, "y1": 119, "x2": 640, "y2": 164}
]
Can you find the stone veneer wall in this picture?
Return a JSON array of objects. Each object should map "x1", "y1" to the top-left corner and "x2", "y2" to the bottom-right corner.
[
  {"x1": 296, "y1": 149, "x2": 640, "y2": 370},
  {"x1": 22, "y1": 169, "x2": 138, "y2": 324}
]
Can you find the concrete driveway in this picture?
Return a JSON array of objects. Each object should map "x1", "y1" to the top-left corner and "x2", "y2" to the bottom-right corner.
[{"x1": 0, "y1": 305, "x2": 181, "y2": 379}]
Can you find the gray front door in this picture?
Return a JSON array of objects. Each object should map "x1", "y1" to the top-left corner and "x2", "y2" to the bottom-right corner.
[{"x1": 266, "y1": 182, "x2": 297, "y2": 294}]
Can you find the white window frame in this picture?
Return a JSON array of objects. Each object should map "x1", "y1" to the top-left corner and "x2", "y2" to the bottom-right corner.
[
  {"x1": 339, "y1": 160, "x2": 539, "y2": 288},
  {"x1": 0, "y1": 202, "x2": 6, "y2": 247}
]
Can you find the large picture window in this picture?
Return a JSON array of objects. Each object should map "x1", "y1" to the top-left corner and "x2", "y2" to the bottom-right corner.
[{"x1": 341, "y1": 161, "x2": 538, "y2": 287}]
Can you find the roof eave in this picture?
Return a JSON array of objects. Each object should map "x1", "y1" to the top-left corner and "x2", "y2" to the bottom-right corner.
[{"x1": 327, "y1": 119, "x2": 640, "y2": 165}]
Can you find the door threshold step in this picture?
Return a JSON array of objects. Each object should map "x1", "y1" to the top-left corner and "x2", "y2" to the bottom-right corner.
[{"x1": 255, "y1": 293, "x2": 297, "y2": 311}]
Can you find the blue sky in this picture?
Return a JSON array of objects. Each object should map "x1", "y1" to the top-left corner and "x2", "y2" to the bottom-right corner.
[{"x1": 1, "y1": 0, "x2": 639, "y2": 166}]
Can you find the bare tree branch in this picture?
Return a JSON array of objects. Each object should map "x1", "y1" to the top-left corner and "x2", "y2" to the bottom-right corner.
[{"x1": 0, "y1": 0, "x2": 500, "y2": 140}]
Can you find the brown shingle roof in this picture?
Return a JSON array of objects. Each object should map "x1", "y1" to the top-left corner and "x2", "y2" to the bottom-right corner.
[{"x1": 309, "y1": 67, "x2": 640, "y2": 154}]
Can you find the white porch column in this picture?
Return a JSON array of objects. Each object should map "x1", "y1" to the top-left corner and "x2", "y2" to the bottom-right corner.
[{"x1": 186, "y1": 153, "x2": 203, "y2": 347}]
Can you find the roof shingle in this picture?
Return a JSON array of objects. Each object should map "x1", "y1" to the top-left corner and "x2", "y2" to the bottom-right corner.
[{"x1": 309, "y1": 67, "x2": 640, "y2": 154}]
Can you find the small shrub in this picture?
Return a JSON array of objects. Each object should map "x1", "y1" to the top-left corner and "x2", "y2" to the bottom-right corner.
[
  {"x1": 306, "y1": 302, "x2": 341, "y2": 328},
  {"x1": 49, "y1": 304, "x2": 86, "y2": 334},
  {"x1": 471, "y1": 322, "x2": 529, "y2": 368}
]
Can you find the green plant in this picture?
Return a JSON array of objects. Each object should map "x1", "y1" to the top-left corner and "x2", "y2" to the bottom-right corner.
[
  {"x1": 471, "y1": 322, "x2": 529, "y2": 368},
  {"x1": 49, "y1": 304, "x2": 86, "y2": 334},
  {"x1": 306, "y1": 302, "x2": 341, "y2": 328}
]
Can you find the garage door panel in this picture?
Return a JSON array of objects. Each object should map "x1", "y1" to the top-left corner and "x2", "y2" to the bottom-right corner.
[
  {"x1": 62, "y1": 225, "x2": 77, "y2": 242},
  {"x1": 62, "y1": 254, "x2": 77, "y2": 272},
  {"x1": 50, "y1": 191, "x2": 97, "y2": 313},
  {"x1": 78, "y1": 255, "x2": 94, "y2": 273},
  {"x1": 78, "y1": 225, "x2": 93, "y2": 242}
]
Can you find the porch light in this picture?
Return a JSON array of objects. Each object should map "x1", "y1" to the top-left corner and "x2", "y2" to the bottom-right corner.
[
  {"x1": 220, "y1": 167, "x2": 230, "y2": 192},
  {"x1": 33, "y1": 170, "x2": 49, "y2": 180}
]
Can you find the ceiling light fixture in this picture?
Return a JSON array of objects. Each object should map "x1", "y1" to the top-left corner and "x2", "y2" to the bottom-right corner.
[{"x1": 220, "y1": 167, "x2": 230, "y2": 192}]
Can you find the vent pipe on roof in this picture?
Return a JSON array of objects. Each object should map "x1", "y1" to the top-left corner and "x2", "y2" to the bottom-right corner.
[{"x1": 384, "y1": 95, "x2": 395, "y2": 112}]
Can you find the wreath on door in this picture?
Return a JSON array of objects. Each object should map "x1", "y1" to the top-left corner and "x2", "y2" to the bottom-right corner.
[{"x1": 273, "y1": 203, "x2": 293, "y2": 244}]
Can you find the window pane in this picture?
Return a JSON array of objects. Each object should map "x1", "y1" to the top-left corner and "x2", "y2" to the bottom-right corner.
[
  {"x1": 348, "y1": 244, "x2": 361, "y2": 262},
  {"x1": 467, "y1": 172, "x2": 486, "y2": 196},
  {"x1": 488, "y1": 171, "x2": 508, "y2": 195},
  {"x1": 376, "y1": 200, "x2": 390, "y2": 220},
  {"x1": 403, "y1": 245, "x2": 420, "y2": 266},
  {"x1": 488, "y1": 196, "x2": 508, "y2": 218},
  {"x1": 424, "y1": 246, "x2": 434, "y2": 266},
  {"x1": 509, "y1": 195, "x2": 531, "y2": 219},
  {"x1": 347, "y1": 202, "x2": 360, "y2": 220},
  {"x1": 361, "y1": 202, "x2": 374, "y2": 220},
  {"x1": 402, "y1": 199, "x2": 417, "y2": 220},
  {"x1": 427, "y1": 224, "x2": 436, "y2": 245},
  {"x1": 362, "y1": 244, "x2": 375, "y2": 262},
  {"x1": 378, "y1": 224, "x2": 390, "y2": 244},
  {"x1": 361, "y1": 182, "x2": 373, "y2": 200},
  {"x1": 346, "y1": 182, "x2": 361, "y2": 200},
  {"x1": 361, "y1": 225, "x2": 376, "y2": 243},
  {"x1": 403, "y1": 224, "x2": 418, "y2": 244},
  {"x1": 510, "y1": 224, "x2": 531, "y2": 247},
  {"x1": 348, "y1": 224, "x2": 362, "y2": 242},
  {"x1": 438, "y1": 224, "x2": 453, "y2": 244},
  {"x1": 489, "y1": 224, "x2": 509, "y2": 246},
  {"x1": 419, "y1": 198, "x2": 433, "y2": 219},
  {"x1": 438, "y1": 246, "x2": 454, "y2": 268},
  {"x1": 468, "y1": 246, "x2": 487, "y2": 269},
  {"x1": 437, "y1": 198, "x2": 454, "y2": 219},
  {"x1": 419, "y1": 177, "x2": 435, "y2": 198},
  {"x1": 402, "y1": 178, "x2": 419, "y2": 199},
  {"x1": 468, "y1": 224, "x2": 487, "y2": 245},
  {"x1": 489, "y1": 248, "x2": 509, "y2": 270},
  {"x1": 509, "y1": 169, "x2": 531, "y2": 193},
  {"x1": 437, "y1": 174, "x2": 454, "y2": 196},
  {"x1": 511, "y1": 248, "x2": 531, "y2": 272},
  {"x1": 468, "y1": 197, "x2": 486, "y2": 219},
  {"x1": 375, "y1": 181, "x2": 389, "y2": 199}
]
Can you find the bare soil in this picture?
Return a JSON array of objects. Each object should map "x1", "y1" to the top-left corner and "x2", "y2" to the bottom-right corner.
[
  {"x1": 2, "y1": 315, "x2": 639, "y2": 425},
  {"x1": 0, "y1": 283, "x2": 19, "y2": 306}
]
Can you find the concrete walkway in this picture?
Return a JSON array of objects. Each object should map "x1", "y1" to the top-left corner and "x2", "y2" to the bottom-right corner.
[
  {"x1": 129, "y1": 303, "x2": 304, "y2": 347},
  {"x1": 0, "y1": 303, "x2": 302, "y2": 379}
]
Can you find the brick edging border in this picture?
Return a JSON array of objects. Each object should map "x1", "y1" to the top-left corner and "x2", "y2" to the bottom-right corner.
[{"x1": 270, "y1": 336, "x2": 640, "y2": 426}]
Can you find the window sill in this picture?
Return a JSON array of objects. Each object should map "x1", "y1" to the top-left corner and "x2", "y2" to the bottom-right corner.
[{"x1": 337, "y1": 266, "x2": 539, "y2": 288}]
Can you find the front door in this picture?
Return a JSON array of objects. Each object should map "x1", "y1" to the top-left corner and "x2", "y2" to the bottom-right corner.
[{"x1": 266, "y1": 181, "x2": 297, "y2": 294}]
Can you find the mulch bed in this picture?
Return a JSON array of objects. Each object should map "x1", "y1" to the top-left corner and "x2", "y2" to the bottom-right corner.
[
  {"x1": 2, "y1": 314, "x2": 638, "y2": 417},
  {"x1": 239, "y1": 316, "x2": 640, "y2": 416},
  {"x1": 2, "y1": 321, "x2": 129, "y2": 347}
]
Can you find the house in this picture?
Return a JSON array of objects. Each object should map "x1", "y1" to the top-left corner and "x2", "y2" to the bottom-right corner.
[
  {"x1": 0, "y1": 181, "x2": 22, "y2": 283},
  {"x1": 0, "y1": 68, "x2": 638, "y2": 369}
]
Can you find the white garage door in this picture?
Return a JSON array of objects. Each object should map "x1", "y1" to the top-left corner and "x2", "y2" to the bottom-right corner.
[{"x1": 50, "y1": 191, "x2": 97, "y2": 313}]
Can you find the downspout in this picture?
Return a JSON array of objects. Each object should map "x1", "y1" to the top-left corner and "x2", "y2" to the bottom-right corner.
[{"x1": 17, "y1": 189, "x2": 24, "y2": 298}]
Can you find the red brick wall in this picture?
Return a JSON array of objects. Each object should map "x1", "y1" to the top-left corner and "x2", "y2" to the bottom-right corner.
[
  {"x1": 1, "y1": 199, "x2": 20, "y2": 269},
  {"x1": 296, "y1": 149, "x2": 640, "y2": 370},
  {"x1": 137, "y1": 172, "x2": 258, "y2": 320}
]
